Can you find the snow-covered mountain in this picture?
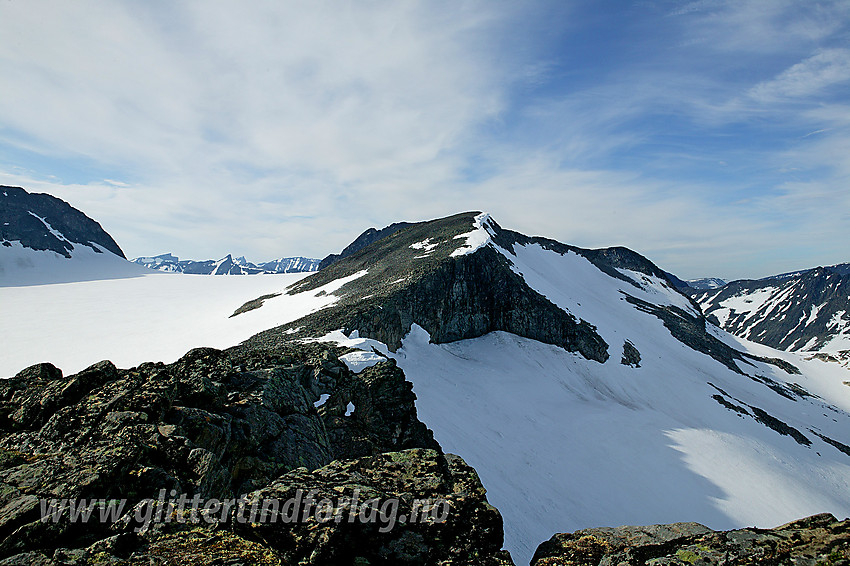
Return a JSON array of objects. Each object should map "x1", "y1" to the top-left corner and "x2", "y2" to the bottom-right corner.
[
  {"x1": 256, "y1": 256, "x2": 320, "y2": 273},
  {"x1": 132, "y1": 253, "x2": 319, "y2": 274},
  {"x1": 240, "y1": 213, "x2": 850, "y2": 562},
  {"x1": 0, "y1": 185, "x2": 145, "y2": 285},
  {"x1": 3, "y1": 210, "x2": 849, "y2": 564},
  {"x1": 694, "y1": 264, "x2": 850, "y2": 353}
]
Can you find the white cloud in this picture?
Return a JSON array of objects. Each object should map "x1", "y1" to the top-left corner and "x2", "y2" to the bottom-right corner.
[
  {"x1": 0, "y1": 0, "x2": 847, "y2": 281},
  {"x1": 672, "y1": 0, "x2": 848, "y2": 52},
  {"x1": 749, "y1": 49, "x2": 850, "y2": 102}
]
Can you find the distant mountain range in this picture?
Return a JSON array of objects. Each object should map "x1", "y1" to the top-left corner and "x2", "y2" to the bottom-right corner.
[
  {"x1": 693, "y1": 263, "x2": 850, "y2": 352},
  {"x1": 132, "y1": 253, "x2": 319, "y2": 274},
  {"x1": 686, "y1": 277, "x2": 727, "y2": 290}
]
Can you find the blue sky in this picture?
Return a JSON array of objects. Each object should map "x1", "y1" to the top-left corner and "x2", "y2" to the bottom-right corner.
[{"x1": 1, "y1": 0, "x2": 848, "y2": 280}]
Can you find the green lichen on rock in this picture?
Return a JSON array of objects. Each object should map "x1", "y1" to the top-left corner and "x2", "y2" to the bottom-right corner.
[{"x1": 532, "y1": 513, "x2": 850, "y2": 566}]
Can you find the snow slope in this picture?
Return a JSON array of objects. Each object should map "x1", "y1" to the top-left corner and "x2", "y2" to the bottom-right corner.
[
  {"x1": 0, "y1": 240, "x2": 147, "y2": 286},
  {"x1": 0, "y1": 269, "x2": 366, "y2": 377},
  {"x1": 318, "y1": 235, "x2": 850, "y2": 564}
]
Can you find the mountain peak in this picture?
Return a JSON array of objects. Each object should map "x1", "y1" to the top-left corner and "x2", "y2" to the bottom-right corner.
[
  {"x1": 246, "y1": 211, "x2": 725, "y2": 370},
  {"x1": 0, "y1": 185, "x2": 124, "y2": 259}
]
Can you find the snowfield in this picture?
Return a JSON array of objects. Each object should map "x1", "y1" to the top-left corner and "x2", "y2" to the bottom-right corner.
[
  {"x1": 0, "y1": 258, "x2": 368, "y2": 377},
  {"x1": 0, "y1": 240, "x2": 147, "y2": 286},
  {"x1": 390, "y1": 326, "x2": 850, "y2": 563}
]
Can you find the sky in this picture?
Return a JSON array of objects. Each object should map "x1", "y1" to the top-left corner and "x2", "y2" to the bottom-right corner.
[{"x1": 0, "y1": 0, "x2": 848, "y2": 281}]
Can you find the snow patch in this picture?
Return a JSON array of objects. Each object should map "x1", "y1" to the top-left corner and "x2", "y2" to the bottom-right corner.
[
  {"x1": 806, "y1": 303, "x2": 825, "y2": 327},
  {"x1": 28, "y1": 211, "x2": 71, "y2": 244},
  {"x1": 339, "y1": 351, "x2": 385, "y2": 372},
  {"x1": 450, "y1": 212, "x2": 494, "y2": 257},
  {"x1": 409, "y1": 238, "x2": 439, "y2": 252}
]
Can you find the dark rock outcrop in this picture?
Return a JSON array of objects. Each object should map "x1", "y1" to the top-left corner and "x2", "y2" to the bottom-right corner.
[
  {"x1": 249, "y1": 212, "x2": 610, "y2": 362},
  {"x1": 532, "y1": 513, "x2": 850, "y2": 566},
  {"x1": 621, "y1": 340, "x2": 641, "y2": 367},
  {"x1": 0, "y1": 343, "x2": 451, "y2": 562},
  {"x1": 233, "y1": 449, "x2": 514, "y2": 565},
  {"x1": 0, "y1": 185, "x2": 124, "y2": 258}
]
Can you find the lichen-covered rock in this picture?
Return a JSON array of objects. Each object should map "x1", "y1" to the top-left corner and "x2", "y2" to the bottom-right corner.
[
  {"x1": 234, "y1": 448, "x2": 515, "y2": 566},
  {"x1": 531, "y1": 513, "x2": 850, "y2": 566},
  {"x1": 0, "y1": 343, "x2": 439, "y2": 561}
]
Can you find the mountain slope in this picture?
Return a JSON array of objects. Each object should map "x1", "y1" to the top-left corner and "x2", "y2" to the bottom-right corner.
[
  {"x1": 1, "y1": 185, "x2": 124, "y2": 258},
  {"x1": 318, "y1": 221, "x2": 413, "y2": 270},
  {"x1": 694, "y1": 264, "x2": 850, "y2": 352},
  {"x1": 235, "y1": 212, "x2": 850, "y2": 563}
]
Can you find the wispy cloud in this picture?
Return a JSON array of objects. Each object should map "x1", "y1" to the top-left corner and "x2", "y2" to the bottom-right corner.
[
  {"x1": 749, "y1": 48, "x2": 850, "y2": 102},
  {"x1": 0, "y1": 0, "x2": 848, "y2": 280}
]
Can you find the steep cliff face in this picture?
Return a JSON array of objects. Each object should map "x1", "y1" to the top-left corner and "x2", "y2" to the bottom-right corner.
[{"x1": 0, "y1": 185, "x2": 124, "y2": 258}]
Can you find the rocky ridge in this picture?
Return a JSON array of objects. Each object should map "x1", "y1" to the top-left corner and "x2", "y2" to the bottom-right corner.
[
  {"x1": 531, "y1": 513, "x2": 849, "y2": 566},
  {"x1": 244, "y1": 212, "x2": 796, "y2": 381}
]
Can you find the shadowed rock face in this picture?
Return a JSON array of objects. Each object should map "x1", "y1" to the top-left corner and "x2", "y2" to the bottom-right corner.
[
  {"x1": 531, "y1": 513, "x2": 850, "y2": 566},
  {"x1": 0, "y1": 185, "x2": 125, "y2": 258}
]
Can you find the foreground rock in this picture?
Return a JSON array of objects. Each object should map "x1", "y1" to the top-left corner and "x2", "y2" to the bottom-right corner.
[
  {"x1": 234, "y1": 448, "x2": 513, "y2": 565},
  {"x1": 531, "y1": 513, "x2": 850, "y2": 566},
  {"x1": 0, "y1": 344, "x2": 511, "y2": 564},
  {"x1": 7, "y1": 449, "x2": 511, "y2": 565}
]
